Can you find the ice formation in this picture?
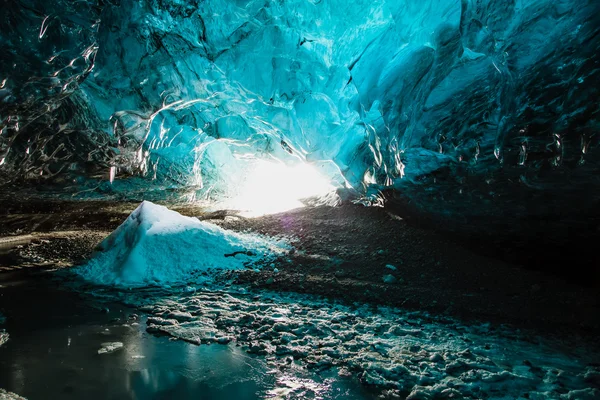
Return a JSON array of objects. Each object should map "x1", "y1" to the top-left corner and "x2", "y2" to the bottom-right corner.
[
  {"x1": 97, "y1": 342, "x2": 124, "y2": 355},
  {"x1": 94, "y1": 287, "x2": 600, "y2": 399},
  {"x1": 74, "y1": 201, "x2": 287, "y2": 286},
  {"x1": 1, "y1": 0, "x2": 598, "y2": 218}
]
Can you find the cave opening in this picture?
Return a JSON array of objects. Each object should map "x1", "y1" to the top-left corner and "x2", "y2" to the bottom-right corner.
[{"x1": 1, "y1": 1, "x2": 599, "y2": 399}]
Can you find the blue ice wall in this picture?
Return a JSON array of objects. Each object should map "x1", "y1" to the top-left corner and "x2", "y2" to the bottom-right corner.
[{"x1": 0, "y1": 1, "x2": 599, "y2": 208}]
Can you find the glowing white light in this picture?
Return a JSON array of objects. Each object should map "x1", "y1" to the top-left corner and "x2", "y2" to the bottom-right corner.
[{"x1": 228, "y1": 160, "x2": 335, "y2": 217}]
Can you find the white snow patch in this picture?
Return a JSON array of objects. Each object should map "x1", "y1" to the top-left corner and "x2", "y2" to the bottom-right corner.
[{"x1": 75, "y1": 201, "x2": 287, "y2": 287}]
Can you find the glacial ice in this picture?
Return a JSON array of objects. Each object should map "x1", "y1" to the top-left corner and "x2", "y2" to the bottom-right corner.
[
  {"x1": 74, "y1": 201, "x2": 288, "y2": 287},
  {"x1": 1, "y1": 0, "x2": 598, "y2": 216}
]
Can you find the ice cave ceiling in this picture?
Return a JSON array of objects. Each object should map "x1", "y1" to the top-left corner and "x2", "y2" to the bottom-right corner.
[{"x1": 0, "y1": 0, "x2": 599, "y2": 220}]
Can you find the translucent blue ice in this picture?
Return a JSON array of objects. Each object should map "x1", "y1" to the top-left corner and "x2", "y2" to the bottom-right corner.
[{"x1": 0, "y1": 0, "x2": 598, "y2": 205}]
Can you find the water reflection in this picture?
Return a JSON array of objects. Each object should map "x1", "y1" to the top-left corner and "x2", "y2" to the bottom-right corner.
[
  {"x1": 267, "y1": 375, "x2": 332, "y2": 399},
  {"x1": 0, "y1": 278, "x2": 371, "y2": 399}
]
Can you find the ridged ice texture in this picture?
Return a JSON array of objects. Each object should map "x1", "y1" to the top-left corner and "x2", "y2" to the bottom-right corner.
[{"x1": 1, "y1": 1, "x2": 599, "y2": 206}]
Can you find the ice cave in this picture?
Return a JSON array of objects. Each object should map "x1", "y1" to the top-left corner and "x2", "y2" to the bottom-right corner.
[{"x1": 0, "y1": 0, "x2": 599, "y2": 399}]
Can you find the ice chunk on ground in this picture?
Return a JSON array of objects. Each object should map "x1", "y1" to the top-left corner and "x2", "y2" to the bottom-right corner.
[
  {"x1": 97, "y1": 342, "x2": 124, "y2": 355},
  {"x1": 74, "y1": 201, "x2": 287, "y2": 287}
]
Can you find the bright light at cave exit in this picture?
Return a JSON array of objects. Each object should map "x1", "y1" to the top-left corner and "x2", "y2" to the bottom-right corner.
[{"x1": 229, "y1": 160, "x2": 335, "y2": 217}]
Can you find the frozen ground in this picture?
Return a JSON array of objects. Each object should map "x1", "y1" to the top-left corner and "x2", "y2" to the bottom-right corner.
[
  {"x1": 0, "y1": 273, "x2": 373, "y2": 400},
  {"x1": 1, "y1": 200, "x2": 600, "y2": 398},
  {"x1": 64, "y1": 202, "x2": 600, "y2": 398},
  {"x1": 82, "y1": 284, "x2": 600, "y2": 399}
]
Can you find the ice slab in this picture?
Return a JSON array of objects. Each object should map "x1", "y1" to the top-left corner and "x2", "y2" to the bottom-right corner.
[
  {"x1": 97, "y1": 342, "x2": 123, "y2": 355},
  {"x1": 74, "y1": 201, "x2": 287, "y2": 287}
]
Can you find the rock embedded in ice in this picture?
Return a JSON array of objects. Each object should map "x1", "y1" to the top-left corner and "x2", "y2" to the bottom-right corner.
[
  {"x1": 74, "y1": 201, "x2": 287, "y2": 287},
  {"x1": 97, "y1": 342, "x2": 123, "y2": 355}
]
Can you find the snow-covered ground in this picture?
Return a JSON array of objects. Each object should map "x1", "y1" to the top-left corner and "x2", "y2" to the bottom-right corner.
[{"x1": 74, "y1": 201, "x2": 288, "y2": 287}]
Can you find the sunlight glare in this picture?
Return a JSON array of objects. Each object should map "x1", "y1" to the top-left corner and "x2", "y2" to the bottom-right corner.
[{"x1": 228, "y1": 160, "x2": 335, "y2": 217}]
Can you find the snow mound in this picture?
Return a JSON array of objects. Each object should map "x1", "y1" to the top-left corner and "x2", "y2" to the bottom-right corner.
[{"x1": 75, "y1": 201, "x2": 287, "y2": 287}]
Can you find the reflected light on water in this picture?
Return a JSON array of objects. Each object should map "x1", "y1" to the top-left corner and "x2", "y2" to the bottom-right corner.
[{"x1": 267, "y1": 374, "x2": 333, "y2": 399}]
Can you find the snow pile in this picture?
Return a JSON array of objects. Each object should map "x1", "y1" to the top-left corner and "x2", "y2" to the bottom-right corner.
[{"x1": 74, "y1": 201, "x2": 287, "y2": 287}]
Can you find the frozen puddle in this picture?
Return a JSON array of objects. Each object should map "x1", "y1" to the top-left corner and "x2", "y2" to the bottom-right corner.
[{"x1": 88, "y1": 287, "x2": 600, "y2": 399}]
